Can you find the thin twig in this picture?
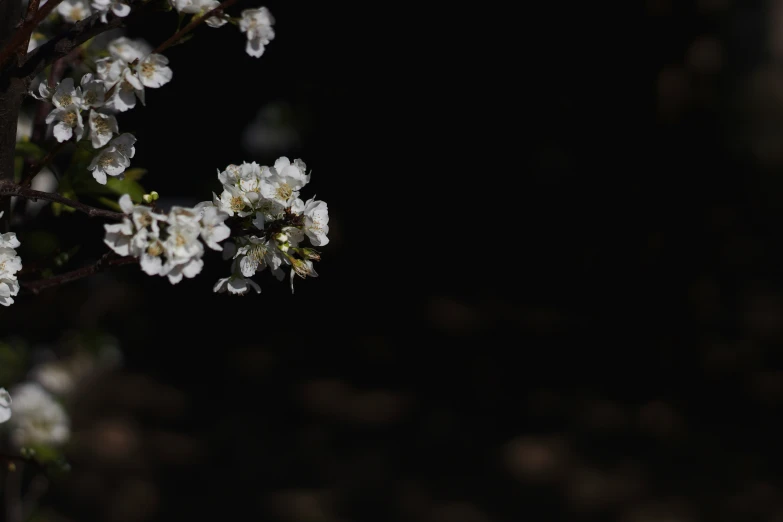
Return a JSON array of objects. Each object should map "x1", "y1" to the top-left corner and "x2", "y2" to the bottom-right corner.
[
  {"x1": 17, "y1": 0, "x2": 42, "y2": 65},
  {"x1": 0, "y1": 181, "x2": 124, "y2": 220},
  {"x1": 153, "y1": 0, "x2": 239, "y2": 55},
  {"x1": 17, "y1": 0, "x2": 161, "y2": 84},
  {"x1": 0, "y1": 0, "x2": 66, "y2": 71},
  {"x1": 22, "y1": 251, "x2": 136, "y2": 294}
]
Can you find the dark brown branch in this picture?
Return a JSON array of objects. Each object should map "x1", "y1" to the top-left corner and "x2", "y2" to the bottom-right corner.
[
  {"x1": 17, "y1": 0, "x2": 41, "y2": 65},
  {"x1": 0, "y1": 181, "x2": 124, "y2": 220},
  {"x1": 22, "y1": 251, "x2": 135, "y2": 294},
  {"x1": 0, "y1": 0, "x2": 66, "y2": 71},
  {"x1": 153, "y1": 0, "x2": 239, "y2": 55}
]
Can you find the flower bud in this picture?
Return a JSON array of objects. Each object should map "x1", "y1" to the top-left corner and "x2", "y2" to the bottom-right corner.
[
  {"x1": 291, "y1": 258, "x2": 318, "y2": 279},
  {"x1": 275, "y1": 232, "x2": 288, "y2": 243},
  {"x1": 298, "y1": 248, "x2": 320, "y2": 261},
  {"x1": 142, "y1": 194, "x2": 152, "y2": 203},
  {"x1": 150, "y1": 191, "x2": 159, "y2": 201}
]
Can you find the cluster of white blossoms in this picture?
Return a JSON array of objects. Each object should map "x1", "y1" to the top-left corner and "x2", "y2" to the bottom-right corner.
[
  {"x1": 0, "y1": 212, "x2": 22, "y2": 307},
  {"x1": 33, "y1": 37, "x2": 172, "y2": 184},
  {"x1": 0, "y1": 340, "x2": 121, "y2": 448},
  {"x1": 168, "y1": 1, "x2": 275, "y2": 58},
  {"x1": 104, "y1": 194, "x2": 230, "y2": 283},
  {"x1": 57, "y1": 0, "x2": 131, "y2": 23},
  {"x1": 56, "y1": 0, "x2": 275, "y2": 58},
  {"x1": 212, "y1": 156, "x2": 329, "y2": 294}
]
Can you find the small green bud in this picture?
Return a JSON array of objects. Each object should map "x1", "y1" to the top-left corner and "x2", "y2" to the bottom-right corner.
[
  {"x1": 142, "y1": 194, "x2": 152, "y2": 203},
  {"x1": 150, "y1": 191, "x2": 159, "y2": 201}
]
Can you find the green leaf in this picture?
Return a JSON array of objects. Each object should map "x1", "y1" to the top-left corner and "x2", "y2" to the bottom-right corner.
[
  {"x1": 14, "y1": 156, "x2": 22, "y2": 182},
  {"x1": 105, "y1": 177, "x2": 145, "y2": 203},
  {"x1": 97, "y1": 196, "x2": 122, "y2": 212},
  {"x1": 14, "y1": 141, "x2": 45, "y2": 161},
  {"x1": 123, "y1": 168, "x2": 147, "y2": 181}
]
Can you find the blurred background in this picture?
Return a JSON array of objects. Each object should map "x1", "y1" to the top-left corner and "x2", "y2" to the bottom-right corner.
[{"x1": 8, "y1": 0, "x2": 783, "y2": 521}]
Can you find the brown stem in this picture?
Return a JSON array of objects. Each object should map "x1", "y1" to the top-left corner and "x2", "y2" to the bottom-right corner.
[
  {"x1": 0, "y1": 181, "x2": 125, "y2": 220},
  {"x1": 153, "y1": 0, "x2": 239, "y2": 55},
  {"x1": 0, "y1": 0, "x2": 25, "y2": 232},
  {"x1": 22, "y1": 251, "x2": 136, "y2": 294},
  {"x1": 21, "y1": 140, "x2": 67, "y2": 186},
  {"x1": 17, "y1": 0, "x2": 41, "y2": 65},
  {"x1": 17, "y1": 0, "x2": 161, "y2": 85},
  {"x1": 0, "y1": 0, "x2": 65, "y2": 71}
]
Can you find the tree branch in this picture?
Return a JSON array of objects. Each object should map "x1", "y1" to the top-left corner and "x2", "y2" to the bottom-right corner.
[
  {"x1": 0, "y1": 0, "x2": 65, "y2": 71},
  {"x1": 22, "y1": 251, "x2": 136, "y2": 294},
  {"x1": 153, "y1": 0, "x2": 239, "y2": 55},
  {"x1": 17, "y1": 0, "x2": 41, "y2": 65},
  {"x1": 15, "y1": 0, "x2": 164, "y2": 84},
  {"x1": 0, "y1": 181, "x2": 124, "y2": 220}
]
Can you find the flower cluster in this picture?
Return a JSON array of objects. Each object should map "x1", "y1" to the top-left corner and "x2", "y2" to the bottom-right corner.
[
  {"x1": 57, "y1": 0, "x2": 131, "y2": 23},
  {"x1": 212, "y1": 156, "x2": 329, "y2": 294},
  {"x1": 166, "y1": 1, "x2": 275, "y2": 58},
  {"x1": 33, "y1": 37, "x2": 172, "y2": 184},
  {"x1": 0, "y1": 212, "x2": 22, "y2": 307},
  {"x1": 104, "y1": 195, "x2": 230, "y2": 283}
]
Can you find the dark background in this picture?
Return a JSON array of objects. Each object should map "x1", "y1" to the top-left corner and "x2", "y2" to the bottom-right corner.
[{"x1": 5, "y1": 0, "x2": 783, "y2": 521}]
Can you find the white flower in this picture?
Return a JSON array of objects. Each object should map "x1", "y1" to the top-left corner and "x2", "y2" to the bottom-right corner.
[
  {"x1": 139, "y1": 231, "x2": 166, "y2": 275},
  {"x1": 57, "y1": 0, "x2": 91, "y2": 22},
  {"x1": 214, "y1": 185, "x2": 253, "y2": 217},
  {"x1": 107, "y1": 68, "x2": 144, "y2": 112},
  {"x1": 51, "y1": 78, "x2": 82, "y2": 109},
  {"x1": 88, "y1": 110, "x2": 118, "y2": 148},
  {"x1": 162, "y1": 257, "x2": 203, "y2": 284},
  {"x1": 95, "y1": 57, "x2": 124, "y2": 83},
  {"x1": 0, "y1": 220, "x2": 21, "y2": 307},
  {"x1": 239, "y1": 7, "x2": 275, "y2": 58},
  {"x1": 0, "y1": 388, "x2": 11, "y2": 424},
  {"x1": 302, "y1": 198, "x2": 329, "y2": 246},
  {"x1": 137, "y1": 54, "x2": 172, "y2": 88},
  {"x1": 235, "y1": 236, "x2": 268, "y2": 277},
  {"x1": 214, "y1": 274, "x2": 261, "y2": 294},
  {"x1": 259, "y1": 156, "x2": 309, "y2": 206},
  {"x1": 8, "y1": 382, "x2": 70, "y2": 448},
  {"x1": 108, "y1": 37, "x2": 152, "y2": 63},
  {"x1": 88, "y1": 145, "x2": 129, "y2": 184},
  {"x1": 91, "y1": 0, "x2": 131, "y2": 22},
  {"x1": 289, "y1": 257, "x2": 318, "y2": 293},
  {"x1": 169, "y1": 0, "x2": 227, "y2": 26},
  {"x1": 103, "y1": 217, "x2": 134, "y2": 255},
  {"x1": 80, "y1": 73, "x2": 106, "y2": 109},
  {"x1": 0, "y1": 278, "x2": 20, "y2": 307},
  {"x1": 161, "y1": 216, "x2": 204, "y2": 284},
  {"x1": 110, "y1": 132, "x2": 137, "y2": 160},
  {"x1": 194, "y1": 202, "x2": 230, "y2": 251},
  {"x1": 0, "y1": 247, "x2": 23, "y2": 279},
  {"x1": 0, "y1": 231, "x2": 21, "y2": 249},
  {"x1": 45, "y1": 104, "x2": 84, "y2": 142}
]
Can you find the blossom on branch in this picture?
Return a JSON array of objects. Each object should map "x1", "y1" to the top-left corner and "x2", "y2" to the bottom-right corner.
[{"x1": 239, "y1": 7, "x2": 275, "y2": 58}]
